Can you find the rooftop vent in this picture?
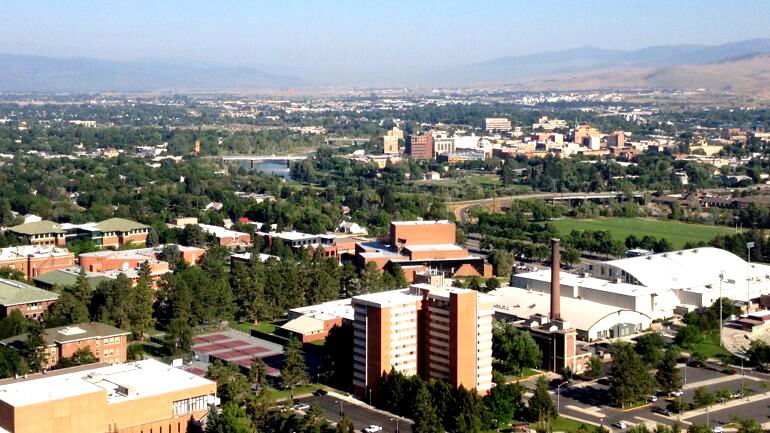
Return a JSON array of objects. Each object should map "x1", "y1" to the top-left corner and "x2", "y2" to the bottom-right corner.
[{"x1": 58, "y1": 326, "x2": 87, "y2": 336}]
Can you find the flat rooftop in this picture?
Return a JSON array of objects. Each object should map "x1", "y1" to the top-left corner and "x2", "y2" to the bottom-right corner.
[
  {"x1": 404, "y1": 244, "x2": 465, "y2": 252},
  {"x1": 512, "y1": 269, "x2": 661, "y2": 297},
  {"x1": 0, "y1": 359, "x2": 214, "y2": 407},
  {"x1": 391, "y1": 220, "x2": 451, "y2": 226},
  {"x1": 0, "y1": 246, "x2": 72, "y2": 260},
  {"x1": 352, "y1": 288, "x2": 422, "y2": 308}
]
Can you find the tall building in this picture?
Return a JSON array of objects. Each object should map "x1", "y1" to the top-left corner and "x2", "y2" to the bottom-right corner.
[
  {"x1": 433, "y1": 134, "x2": 455, "y2": 155},
  {"x1": 572, "y1": 124, "x2": 601, "y2": 145},
  {"x1": 0, "y1": 322, "x2": 129, "y2": 369},
  {"x1": 383, "y1": 135, "x2": 400, "y2": 154},
  {"x1": 484, "y1": 118, "x2": 512, "y2": 132},
  {"x1": 352, "y1": 284, "x2": 494, "y2": 399},
  {"x1": 0, "y1": 359, "x2": 216, "y2": 433},
  {"x1": 406, "y1": 134, "x2": 434, "y2": 160}
]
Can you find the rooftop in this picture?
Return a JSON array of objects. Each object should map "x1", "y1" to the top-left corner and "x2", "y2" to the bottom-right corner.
[
  {"x1": 95, "y1": 218, "x2": 148, "y2": 233},
  {"x1": 32, "y1": 268, "x2": 114, "y2": 290},
  {"x1": 0, "y1": 278, "x2": 59, "y2": 306},
  {"x1": 8, "y1": 220, "x2": 64, "y2": 235},
  {"x1": 198, "y1": 223, "x2": 248, "y2": 239},
  {"x1": 0, "y1": 322, "x2": 129, "y2": 349},
  {"x1": 352, "y1": 288, "x2": 422, "y2": 308},
  {"x1": 391, "y1": 220, "x2": 452, "y2": 226},
  {"x1": 404, "y1": 244, "x2": 465, "y2": 252},
  {"x1": 290, "y1": 298, "x2": 354, "y2": 321},
  {"x1": 0, "y1": 359, "x2": 214, "y2": 407},
  {"x1": 0, "y1": 245, "x2": 72, "y2": 260}
]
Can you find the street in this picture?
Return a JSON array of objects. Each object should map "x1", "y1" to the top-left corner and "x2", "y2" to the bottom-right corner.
[{"x1": 296, "y1": 394, "x2": 413, "y2": 433}]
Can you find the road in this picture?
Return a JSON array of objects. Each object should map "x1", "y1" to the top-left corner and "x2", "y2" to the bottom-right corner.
[{"x1": 296, "y1": 394, "x2": 412, "y2": 433}]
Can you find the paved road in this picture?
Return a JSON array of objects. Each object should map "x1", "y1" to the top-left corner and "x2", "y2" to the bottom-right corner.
[{"x1": 297, "y1": 394, "x2": 412, "y2": 433}]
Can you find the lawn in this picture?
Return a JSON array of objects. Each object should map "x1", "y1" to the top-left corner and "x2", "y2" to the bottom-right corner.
[
  {"x1": 686, "y1": 330, "x2": 732, "y2": 359},
  {"x1": 267, "y1": 384, "x2": 325, "y2": 401},
  {"x1": 231, "y1": 321, "x2": 279, "y2": 334},
  {"x1": 547, "y1": 217, "x2": 738, "y2": 250},
  {"x1": 530, "y1": 416, "x2": 588, "y2": 433}
]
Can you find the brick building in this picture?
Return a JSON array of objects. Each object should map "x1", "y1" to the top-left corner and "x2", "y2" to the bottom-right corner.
[
  {"x1": 407, "y1": 134, "x2": 435, "y2": 160},
  {"x1": 352, "y1": 284, "x2": 494, "y2": 399},
  {"x1": 0, "y1": 322, "x2": 129, "y2": 369},
  {"x1": 8, "y1": 218, "x2": 149, "y2": 249},
  {"x1": 0, "y1": 278, "x2": 58, "y2": 319},
  {"x1": 0, "y1": 246, "x2": 75, "y2": 278},
  {"x1": 0, "y1": 359, "x2": 216, "y2": 433},
  {"x1": 355, "y1": 220, "x2": 492, "y2": 282}
]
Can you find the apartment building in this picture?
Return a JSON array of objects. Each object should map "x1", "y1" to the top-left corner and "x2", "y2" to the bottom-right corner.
[
  {"x1": 0, "y1": 322, "x2": 129, "y2": 369},
  {"x1": 0, "y1": 359, "x2": 216, "y2": 433},
  {"x1": 484, "y1": 117, "x2": 512, "y2": 132},
  {"x1": 406, "y1": 134, "x2": 434, "y2": 160},
  {"x1": 0, "y1": 245, "x2": 75, "y2": 278},
  {"x1": 352, "y1": 285, "x2": 493, "y2": 399},
  {"x1": 383, "y1": 135, "x2": 400, "y2": 154}
]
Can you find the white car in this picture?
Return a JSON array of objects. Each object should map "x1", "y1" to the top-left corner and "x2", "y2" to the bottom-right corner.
[
  {"x1": 671, "y1": 390, "x2": 684, "y2": 397},
  {"x1": 364, "y1": 426, "x2": 383, "y2": 433},
  {"x1": 613, "y1": 421, "x2": 627, "y2": 429},
  {"x1": 712, "y1": 426, "x2": 724, "y2": 433},
  {"x1": 648, "y1": 395, "x2": 658, "y2": 402},
  {"x1": 293, "y1": 403, "x2": 310, "y2": 411}
]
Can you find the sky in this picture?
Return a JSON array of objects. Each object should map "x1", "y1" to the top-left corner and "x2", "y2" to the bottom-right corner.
[{"x1": 1, "y1": 0, "x2": 769, "y2": 83}]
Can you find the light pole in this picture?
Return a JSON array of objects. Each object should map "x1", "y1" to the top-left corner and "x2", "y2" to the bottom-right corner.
[
  {"x1": 390, "y1": 418, "x2": 400, "y2": 433},
  {"x1": 335, "y1": 400, "x2": 343, "y2": 418},
  {"x1": 747, "y1": 242, "x2": 755, "y2": 312},
  {"x1": 557, "y1": 381, "x2": 569, "y2": 416},
  {"x1": 719, "y1": 271, "x2": 725, "y2": 347}
]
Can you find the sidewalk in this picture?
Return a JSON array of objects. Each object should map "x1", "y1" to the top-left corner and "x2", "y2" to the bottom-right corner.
[
  {"x1": 326, "y1": 390, "x2": 412, "y2": 424},
  {"x1": 681, "y1": 389, "x2": 770, "y2": 419}
]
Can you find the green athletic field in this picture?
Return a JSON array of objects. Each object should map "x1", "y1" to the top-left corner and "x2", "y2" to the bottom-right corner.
[{"x1": 547, "y1": 217, "x2": 739, "y2": 250}]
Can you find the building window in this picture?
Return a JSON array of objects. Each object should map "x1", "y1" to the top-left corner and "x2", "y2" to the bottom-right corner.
[{"x1": 173, "y1": 395, "x2": 208, "y2": 416}]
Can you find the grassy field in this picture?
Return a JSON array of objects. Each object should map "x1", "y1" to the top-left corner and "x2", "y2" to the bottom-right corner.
[
  {"x1": 547, "y1": 217, "x2": 739, "y2": 250},
  {"x1": 529, "y1": 416, "x2": 588, "y2": 433},
  {"x1": 685, "y1": 330, "x2": 732, "y2": 360}
]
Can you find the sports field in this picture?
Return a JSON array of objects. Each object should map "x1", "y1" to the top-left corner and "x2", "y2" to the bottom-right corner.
[{"x1": 547, "y1": 217, "x2": 739, "y2": 250}]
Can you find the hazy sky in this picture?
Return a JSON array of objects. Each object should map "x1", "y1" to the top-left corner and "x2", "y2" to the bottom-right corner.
[{"x1": 2, "y1": 0, "x2": 769, "y2": 79}]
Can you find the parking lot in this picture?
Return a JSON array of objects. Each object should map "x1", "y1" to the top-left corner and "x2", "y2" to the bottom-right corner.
[
  {"x1": 557, "y1": 362, "x2": 770, "y2": 431},
  {"x1": 296, "y1": 394, "x2": 412, "y2": 433}
]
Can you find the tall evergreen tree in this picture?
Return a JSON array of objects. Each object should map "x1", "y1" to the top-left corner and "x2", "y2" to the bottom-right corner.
[
  {"x1": 655, "y1": 348, "x2": 683, "y2": 395},
  {"x1": 281, "y1": 338, "x2": 308, "y2": 389},
  {"x1": 129, "y1": 261, "x2": 155, "y2": 339},
  {"x1": 528, "y1": 376, "x2": 556, "y2": 424},
  {"x1": 412, "y1": 382, "x2": 442, "y2": 433},
  {"x1": 23, "y1": 321, "x2": 47, "y2": 372},
  {"x1": 608, "y1": 342, "x2": 653, "y2": 408}
]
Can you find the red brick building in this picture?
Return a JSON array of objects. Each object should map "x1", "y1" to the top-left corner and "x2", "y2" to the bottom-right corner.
[
  {"x1": 0, "y1": 246, "x2": 75, "y2": 278},
  {"x1": 0, "y1": 278, "x2": 59, "y2": 319},
  {"x1": 0, "y1": 322, "x2": 129, "y2": 369},
  {"x1": 407, "y1": 134, "x2": 435, "y2": 160}
]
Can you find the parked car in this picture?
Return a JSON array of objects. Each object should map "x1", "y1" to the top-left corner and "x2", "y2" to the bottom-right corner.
[
  {"x1": 670, "y1": 390, "x2": 684, "y2": 397},
  {"x1": 613, "y1": 421, "x2": 627, "y2": 429},
  {"x1": 653, "y1": 407, "x2": 672, "y2": 416},
  {"x1": 293, "y1": 403, "x2": 311, "y2": 411},
  {"x1": 648, "y1": 395, "x2": 658, "y2": 402},
  {"x1": 712, "y1": 426, "x2": 724, "y2": 433},
  {"x1": 313, "y1": 389, "x2": 328, "y2": 396},
  {"x1": 364, "y1": 426, "x2": 383, "y2": 433}
]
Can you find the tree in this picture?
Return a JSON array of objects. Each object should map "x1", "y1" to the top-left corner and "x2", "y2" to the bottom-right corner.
[
  {"x1": 249, "y1": 358, "x2": 268, "y2": 391},
  {"x1": 492, "y1": 321, "x2": 542, "y2": 375},
  {"x1": 23, "y1": 321, "x2": 47, "y2": 372},
  {"x1": 484, "y1": 374, "x2": 524, "y2": 428},
  {"x1": 55, "y1": 347, "x2": 98, "y2": 369},
  {"x1": 588, "y1": 356, "x2": 603, "y2": 379},
  {"x1": 281, "y1": 338, "x2": 308, "y2": 389},
  {"x1": 207, "y1": 361, "x2": 250, "y2": 406},
  {"x1": 692, "y1": 387, "x2": 715, "y2": 408},
  {"x1": 634, "y1": 332, "x2": 666, "y2": 366},
  {"x1": 0, "y1": 345, "x2": 27, "y2": 379},
  {"x1": 336, "y1": 416, "x2": 355, "y2": 433},
  {"x1": 746, "y1": 340, "x2": 770, "y2": 367},
  {"x1": 608, "y1": 342, "x2": 653, "y2": 408},
  {"x1": 488, "y1": 249, "x2": 514, "y2": 277},
  {"x1": 655, "y1": 348, "x2": 683, "y2": 395},
  {"x1": 0, "y1": 267, "x2": 25, "y2": 282},
  {"x1": 181, "y1": 224, "x2": 208, "y2": 247},
  {"x1": 128, "y1": 261, "x2": 155, "y2": 339},
  {"x1": 412, "y1": 382, "x2": 442, "y2": 433},
  {"x1": 528, "y1": 376, "x2": 556, "y2": 424},
  {"x1": 735, "y1": 418, "x2": 763, "y2": 433},
  {"x1": 206, "y1": 402, "x2": 254, "y2": 433},
  {"x1": 449, "y1": 386, "x2": 485, "y2": 433},
  {"x1": 485, "y1": 277, "x2": 501, "y2": 292},
  {"x1": 319, "y1": 324, "x2": 353, "y2": 391},
  {"x1": 0, "y1": 310, "x2": 28, "y2": 339},
  {"x1": 165, "y1": 316, "x2": 192, "y2": 353}
]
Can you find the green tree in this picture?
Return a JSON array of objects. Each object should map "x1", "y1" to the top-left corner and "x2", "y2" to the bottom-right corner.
[
  {"x1": 207, "y1": 361, "x2": 250, "y2": 406},
  {"x1": 165, "y1": 316, "x2": 192, "y2": 353},
  {"x1": 492, "y1": 321, "x2": 542, "y2": 375},
  {"x1": 281, "y1": 338, "x2": 308, "y2": 389},
  {"x1": 735, "y1": 418, "x2": 763, "y2": 433},
  {"x1": 488, "y1": 249, "x2": 514, "y2": 277},
  {"x1": 319, "y1": 324, "x2": 353, "y2": 391},
  {"x1": 484, "y1": 374, "x2": 524, "y2": 428},
  {"x1": 692, "y1": 387, "x2": 715, "y2": 408},
  {"x1": 55, "y1": 347, "x2": 98, "y2": 369},
  {"x1": 588, "y1": 356, "x2": 603, "y2": 379},
  {"x1": 128, "y1": 261, "x2": 155, "y2": 339},
  {"x1": 449, "y1": 386, "x2": 485, "y2": 433},
  {"x1": 412, "y1": 382, "x2": 442, "y2": 433},
  {"x1": 528, "y1": 376, "x2": 556, "y2": 424},
  {"x1": 635, "y1": 332, "x2": 666, "y2": 366},
  {"x1": 23, "y1": 321, "x2": 47, "y2": 372},
  {"x1": 0, "y1": 310, "x2": 29, "y2": 339},
  {"x1": 249, "y1": 358, "x2": 268, "y2": 391},
  {"x1": 608, "y1": 342, "x2": 653, "y2": 408},
  {"x1": 336, "y1": 416, "x2": 355, "y2": 433},
  {"x1": 206, "y1": 402, "x2": 254, "y2": 433},
  {"x1": 655, "y1": 348, "x2": 683, "y2": 395},
  {"x1": 0, "y1": 345, "x2": 27, "y2": 379}
]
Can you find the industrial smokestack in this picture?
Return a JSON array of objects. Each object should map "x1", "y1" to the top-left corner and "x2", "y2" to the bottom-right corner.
[{"x1": 550, "y1": 238, "x2": 561, "y2": 321}]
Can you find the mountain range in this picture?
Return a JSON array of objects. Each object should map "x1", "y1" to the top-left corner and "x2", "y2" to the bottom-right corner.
[{"x1": 1, "y1": 38, "x2": 770, "y2": 93}]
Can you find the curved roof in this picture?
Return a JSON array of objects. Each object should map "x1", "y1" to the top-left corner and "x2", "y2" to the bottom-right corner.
[{"x1": 603, "y1": 247, "x2": 749, "y2": 289}]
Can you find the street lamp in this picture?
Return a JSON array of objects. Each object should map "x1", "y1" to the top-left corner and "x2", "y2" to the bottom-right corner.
[
  {"x1": 556, "y1": 381, "x2": 569, "y2": 416},
  {"x1": 719, "y1": 271, "x2": 725, "y2": 347},
  {"x1": 334, "y1": 400, "x2": 343, "y2": 417},
  {"x1": 747, "y1": 242, "x2": 755, "y2": 311},
  {"x1": 390, "y1": 418, "x2": 400, "y2": 433}
]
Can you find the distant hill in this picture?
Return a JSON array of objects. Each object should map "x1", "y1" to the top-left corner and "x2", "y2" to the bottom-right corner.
[
  {"x1": 445, "y1": 38, "x2": 770, "y2": 86},
  {"x1": 0, "y1": 54, "x2": 304, "y2": 92},
  {"x1": 514, "y1": 53, "x2": 770, "y2": 98}
]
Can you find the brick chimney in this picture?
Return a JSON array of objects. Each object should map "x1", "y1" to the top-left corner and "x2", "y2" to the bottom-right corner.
[{"x1": 550, "y1": 238, "x2": 561, "y2": 321}]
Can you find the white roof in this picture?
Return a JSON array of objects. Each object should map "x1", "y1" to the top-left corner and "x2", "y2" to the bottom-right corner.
[
  {"x1": 391, "y1": 220, "x2": 451, "y2": 226},
  {"x1": 405, "y1": 244, "x2": 465, "y2": 252},
  {"x1": 198, "y1": 223, "x2": 248, "y2": 239},
  {"x1": 352, "y1": 288, "x2": 422, "y2": 308},
  {"x1": 0, "y1": 359, "x2": 213, "y2": 407},
  {"x1": 514, "y1": 269, "x2": 660, "y2": 296},
  {"x1": 0, "y1": 245, "x2": 71, "y2": 260},
  {"x1": 488, "y1": 286, "x2": 650, "y2": 331},
  {"x1": 280, "y1": 315, "x2": 325, "y2": 335},
  {"x1": 290, "y1": 298, "x2": 354, "y2": 321},
  {"x1": 603, "y1": 247, "x2": 767, "y2": 290}
]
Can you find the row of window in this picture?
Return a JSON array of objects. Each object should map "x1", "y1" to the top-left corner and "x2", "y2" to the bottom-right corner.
[{"x1": 172, "y1": 395, "x2": 208, "y2": 416}]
